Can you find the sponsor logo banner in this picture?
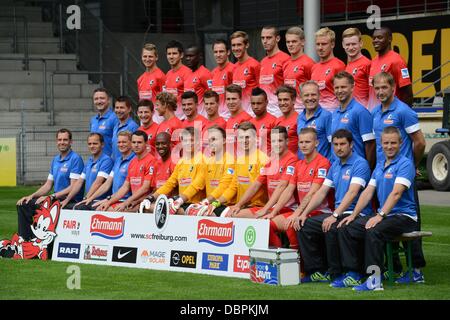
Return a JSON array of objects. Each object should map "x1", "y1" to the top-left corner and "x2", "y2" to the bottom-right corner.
[
  {"x1": 233, "y1": 255, "x2": 250, "y2": 273},
  {"x1": 201, "y1": 252, "x2": 229, "y2": 271},
  {"x1": 250, "y1": 261, "x2": 279, "y2": 285},
  {"x1": 197, "y1": 219, "x2": 234, "y2": 247},
  {"x1": 112, "y1": 246, "x2": 137, "y2": 264},
  {"x1": 83, "y1": 244, "x2": 108, "y2": 261},
  {"x1": 57, "y1": 242, "x2": 81, "y2": 259},
  {"x1": 170, "y1": 250, "x2": 197, "y2": 269},
  {"x1": 140, "y1": 250, "x2": 167, "y2": 265},
  {"x1": 90, "y1": 214, "x2": 125, "y2": 240}
]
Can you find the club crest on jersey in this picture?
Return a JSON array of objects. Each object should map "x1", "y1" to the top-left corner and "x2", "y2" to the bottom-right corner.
[
  {"x1": 279, "y1": 167, "x2": 284, "y2": 173},
  {"x1": 176, "y1": 76, "x2": 181, "y2": 83},
  {"x1": 140, "y1": 165, "x2": 144, "y2": 173},
  {"x1": 272, "y1": 63, "x2": 277, "y2": 69},
  {"x1": 244, "y1": 68, "x2": 249, "y2": 76},
  {"x1": 309, "y1": 168, "x2": 314, "y2": 176},
  {"x1": 325, "y1": 68, "x2": 331, "y2": 76},
  {"x1": 381, "y1": 64, "x2": 387, "y2": 71},
  {"x1": 222, "y1": 73, "x2": 227, "y2": 80},
  {"x1": 248, "y1": 165, "x2": 253, "y2": 172},
  {"x1": 150, "y1": 80, "x2": 154, "y2": 86},
  {"x1": 384, "y1": 168, "x2": 394, "y2": 179},
  {"x1": 148, "y1": 134, "x2": 153, "y2": 140},
  {"x1": 193, "y1": 77, "x2": 198, "y2": 83},
  {"x1": 165, "y1": 128, "x2": 170, "y2": 133},
  {"x1": 149, "y1": 166, "x2": 154, "y2": 174},
  {"x1": 384, "y1": 114, "x2": 394, "y2": 125},
  {"x1": 342, "y1": 169, "x2": 351, "y2": 180},
  {"x1": 189, "y1": 166, "x2": 194, "y2": 173},
  {"x1": 233, "y1": 123, "x2": 239, "y2": 129},
  {"x1": 294, "y1": 66, "x2": 299, "y2": 73},
  {"x1": 341, "y1": 113, "x2": 349, "y2": 124},
  {"x1": 308, "y1": 120, "x2": 317, "y2": 129},
  {"x1": 352, "y1": 68, "x2": 358, "y2": 75}
]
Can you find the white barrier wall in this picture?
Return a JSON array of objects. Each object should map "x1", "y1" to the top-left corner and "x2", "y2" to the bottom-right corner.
[{"x1": 52, "y1": 209, "x2": 269, "y2": 279}]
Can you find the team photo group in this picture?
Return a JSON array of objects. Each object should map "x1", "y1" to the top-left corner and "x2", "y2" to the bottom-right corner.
[{"x1": 10, "y1": 23, "x2": 427, "y2": 291}]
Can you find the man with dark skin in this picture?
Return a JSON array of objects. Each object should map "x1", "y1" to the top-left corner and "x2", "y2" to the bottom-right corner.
[
  {"x1": 368, "y1": 27, "x2": 413, "y2": 110},
  {"x1": 183, "y1": 45, "x2": 212, "y2": 116}
]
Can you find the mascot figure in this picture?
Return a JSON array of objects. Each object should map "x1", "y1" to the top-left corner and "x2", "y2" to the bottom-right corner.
[{"x1": 0, "y1": 197, "x2": 60, "y2": 260}]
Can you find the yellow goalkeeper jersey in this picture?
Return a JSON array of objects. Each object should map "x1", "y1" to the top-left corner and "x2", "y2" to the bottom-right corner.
[
  {"x1": 222, "y1": 149, "x2": 269, "y2": 207},
  {"x1": 156, "y1": 152, "x2": 206, "y2": 203},
  {"x1": 205, "y1": 152, "x2": 236, "y2": 203}
]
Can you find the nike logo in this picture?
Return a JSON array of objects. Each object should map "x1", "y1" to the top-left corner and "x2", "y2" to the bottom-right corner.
[{"x1": 117, "y1": 250, "x2": 132, "y2": 259}]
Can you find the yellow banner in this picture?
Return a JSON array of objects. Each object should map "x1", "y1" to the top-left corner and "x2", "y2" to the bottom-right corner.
[{"x1": 0, "y1": 138, "x2": 17, "y2": 186}]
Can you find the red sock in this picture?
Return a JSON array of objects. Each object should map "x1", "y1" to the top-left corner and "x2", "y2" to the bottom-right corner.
[
  {"x1": 269, "y1": 220, "x2": 282, "y2": 248},
  {"x1": 286, "y1": 227, "x2": 299, "y2": 249}
]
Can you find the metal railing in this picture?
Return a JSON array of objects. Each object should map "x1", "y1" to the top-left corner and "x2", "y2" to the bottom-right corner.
[
  {"x1": 412, "y1": 60, "x2": 450, "y2": 108},
  {"x1": 0, "y1": 14, "x2": 30, "y2": 69}
]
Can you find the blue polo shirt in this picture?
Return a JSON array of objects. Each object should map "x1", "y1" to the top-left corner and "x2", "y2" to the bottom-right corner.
[
  {"x1": 372, "y1": 97, "x2": 420, "y2": 164},
  {"x1": 48, "y1": 150, "x2": 84, "y2": 202},
  {"x1": 109, "y1": 152, "x2": 136, "y2": 199},
  {"x1": 323, "y1": 152, "x2": 372, "y2": 215},
  {"x1": 90, "y1": 108, "x2": 119, "y2": 157},
  {"x1": 369, "y1": 154, "x2": 417, "y2": 220},
  {"x1": 111, "y1": 117, "x2": 139, "y2": 161},
  {"x1": 81, "y1": 152, "x2": 114, "y2": 200},
  {"x1": 297, "y1": 106, "x2": 332, "y2": 159},
  {"x1": 331, "y1": 98, "x2": 375, "y2": 159}
]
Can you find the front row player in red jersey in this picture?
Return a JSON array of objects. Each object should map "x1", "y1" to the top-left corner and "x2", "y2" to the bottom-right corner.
[
  {"x1": 229, "y1": 126, "x2": 297, "y2": 219},
  {"x1": 203, "y1": 90, "x2": 227, "y2": 130},
  {"x1": 275, "y1": 85, "x2": 299, "y2": 155},
  {"x1": 269, "y1": 127, "x2": 332, "y2": 248},
  {"x1": 97, "y1": 130, "x2": 156, "y2": 212},
  {"x1": 137, "y1": 99, "x2": 159, "y2": 156}
]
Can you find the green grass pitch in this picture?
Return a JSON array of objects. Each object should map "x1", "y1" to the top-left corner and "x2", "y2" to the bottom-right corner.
[{"x1": 1, "y1": 186, "x2": 450, "y2": 300}]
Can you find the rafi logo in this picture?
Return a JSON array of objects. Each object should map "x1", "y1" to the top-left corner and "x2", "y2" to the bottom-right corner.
[
  {"x1": 197, "y1": 219, "x2": 235, "y2": 247},
  {"x1": 202, "y1": 253, "x2": 229, "y2": 271},
  {"x1": 244, "y1": 226, "x2": 256, "y2": 247},
  {"x1": 250, "y1": 261, "x2": 278, "y2": 285},
  {"x1": 58, "y1": 242, "x2": 81, "y2": 259},
  {"x1": 233, "y1": 255, "x2": 250, "y2": 273},
  {"x1": 90, "y1": 214, "x2": 125, "y2": 240}
]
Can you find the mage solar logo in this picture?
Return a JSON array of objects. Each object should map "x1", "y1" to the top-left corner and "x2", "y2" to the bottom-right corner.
[
  {"x1": 197, "y1": 219, "x2": 235, "y2": 247},
  {"x1": 90, "y1": 214, "x2": 125, "y2": 240}
]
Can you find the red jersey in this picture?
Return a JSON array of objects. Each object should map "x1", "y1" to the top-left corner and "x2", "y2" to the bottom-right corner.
[
  {"x1": 259, "y1": 51, "x2": 290, "y2": 117},
  {"x1": 138, "y1": 123, "x2": 159, "y2": 156},
  {"x1": 137, "y1": 68, "x2": 166, "y2": 103},
  {"x1": 311, "y1": 57, "x2": 346, "y2": 111},
  {"x1": 184, "y1": 65, "x2": 212, "y2": 116},
  {"x1": 164, "y1": 65, "x2": 192, "y2": 118},
  {"x1": 345, "y1": 55, "x2": 371, "y2": 108},
  {"x1": 211, "y1": 62, "x2": 235, "y2": 118},
  {"x1": 126, "y1": 152, "x2": 156, "y2": 193},
  {"x1": 205, "y1": 116, "x2": 227, "y2": 130},
  {"x1": 368, "y1": 50, "x2": 411, "y2": 111},
  {"x1": 232, "y1": 57, "x2": 260, "y2": 114},
  {"x1": 284, "y1": 54, "x2": 315, "y2": 113},
  {"x1": 276, "y1": 111, "x2": 299, "y2": 155},
  {"x1": 154, "y1": 156, "x2": 176, "y2": 189},
  {"x1": 156, "y1": 116, "x2": 184, "y2": 147},
  {"x1": 250, "y1": 112, "x2": 277, "y2": 155},
  {"x1": 257, "y1": 151, "x2": 297, "y2": 209},
  {"x1": 289, "y1": 152, "x2": 331, "y2": 216},
  {"x1": 182, "y1": 114, "x2": 208, "y2": 133}
]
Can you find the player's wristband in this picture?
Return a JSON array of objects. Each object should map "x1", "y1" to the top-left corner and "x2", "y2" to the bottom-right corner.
[{"x1": 211, "y1": 200, "x2": 221, "y2": 208}]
